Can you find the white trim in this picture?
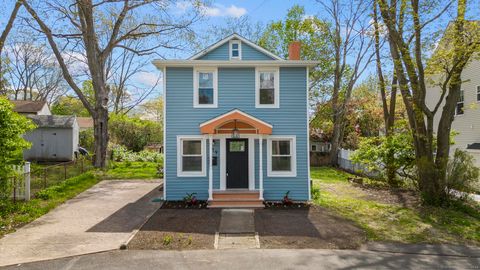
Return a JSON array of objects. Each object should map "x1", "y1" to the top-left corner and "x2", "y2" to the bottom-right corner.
[
  {"x1": 193, "y1": 67, "x2": 218, "y2": 108},
  {"x1": 199, "y1": 109, "x2": 273, "y2": 128},
  {"x1": 216, "y1": 134, "x2": 255, "y2": 191},
  {"x1": 163, "y1": 67, "x2": 167, "y2": 200},
  {"x1": 255, "y1": 67, "x2": 280, "y2": 108},
  {"x1": 153, "y1": 60, "x2": 320, "y2": 69},
  {"x1": 259, "y1": 135, "x2": 264, "y2": 200},
  {"x1": 229, "y1": 40, "x2": 242, "y2": 60},
  {"x1": 208, "y1": 135, "x2": 213, "y2": 200},
  {"x1": 220, "y1": 138, "x2": 226, "y2": 190},
  {"x1": 188, "y1": 33, "x2": 283, "y2": 60},
  {"x1": 177, "y1": 135, "x2": 207, "y2": 177},
  {"x1": 306, "y1": 67, "x2": 311, "y2": 200},
  {"x1": 267, "y1": 136, "x2": 297, "y2": 177},
  {"x1": 248, "y1": 137, "x2": 255, "y2": 190}
]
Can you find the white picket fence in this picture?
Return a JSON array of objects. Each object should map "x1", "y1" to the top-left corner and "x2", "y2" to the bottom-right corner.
[{"x1": 11, "y1": 162, "x2": 31, "y2": 201}]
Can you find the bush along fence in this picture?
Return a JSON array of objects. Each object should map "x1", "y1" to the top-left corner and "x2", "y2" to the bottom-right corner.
[
  {"x1": 337, "y1": 148, "x2": 379, "y2": 178},
  {"x1": 10, "y1": 158, "x2": 93, "y2": 202}
]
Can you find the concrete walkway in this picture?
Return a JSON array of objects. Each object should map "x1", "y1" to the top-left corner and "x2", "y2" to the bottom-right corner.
[
  {"x1": 216, "y1": 209, "x2": 259, "y2": 249},
  {"x1": 0, "y1": 180, "x2": 163, "y2": 267},
  {"x1": 3, "y1": 249, "x2": 479, "y2": 270}
]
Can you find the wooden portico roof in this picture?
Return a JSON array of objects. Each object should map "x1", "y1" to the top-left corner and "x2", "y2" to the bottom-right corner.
[{"x1": 199, "y1": 109, "x2": 273, "y2": 135}]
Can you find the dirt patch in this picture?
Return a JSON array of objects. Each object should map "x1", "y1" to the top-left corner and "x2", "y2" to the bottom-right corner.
[
  {"x1": 320, "y1": 182, "x2": 420, "y2": 208},
  {"x1": 127, "y1": 209, "x2": 221, "y2": 250},
  {"x1": 255, "y1": 206, "x2": 367, "y2": 249},
  {"x1": 161, "y1": 201, "x2": 208, "y2": 209}
]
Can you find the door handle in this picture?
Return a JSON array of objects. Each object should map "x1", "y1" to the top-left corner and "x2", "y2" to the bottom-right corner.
[{"x1": 226, "y1": 172, "x2": 229, "y2": 177}]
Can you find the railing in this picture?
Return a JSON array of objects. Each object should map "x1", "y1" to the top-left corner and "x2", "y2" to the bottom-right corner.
[{"x1": 9, "y1": 158, "x2": 93, "y2": 202}]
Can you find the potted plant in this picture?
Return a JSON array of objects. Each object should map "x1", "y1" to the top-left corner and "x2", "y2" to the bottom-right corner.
[
  {"x1": 183, "y1": 192, "x2": 198, "y2": 206},
  {"x1": 282, "y1": 191, "x2": 293, "y2": 206}
]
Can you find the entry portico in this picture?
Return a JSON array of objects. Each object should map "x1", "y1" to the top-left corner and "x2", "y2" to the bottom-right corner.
[{"x1": 200, "y1": 109, "x2": 272, "y2": 207}]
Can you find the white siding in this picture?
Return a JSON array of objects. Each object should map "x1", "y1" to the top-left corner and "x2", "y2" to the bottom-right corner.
[{"x1": 426, "y1": 56, "x2": 480, "y2": 166}]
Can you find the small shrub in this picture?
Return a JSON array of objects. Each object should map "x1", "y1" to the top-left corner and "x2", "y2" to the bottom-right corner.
[
  {"x1": 311, "y1": 185, "x2": 321, "y2": 201},
  {"x1": 282, "y1": 191, "x2": 293, "y2": 205},
  {"x1": 163, "y1": 235, "x2": 173, "y2": 246},
  {"x1": 183, "y1": 193, "x2": 197, "y2": 206},
  {"x1": 446, "y1": 149, "x2": 480, "y2": 199},
  {"x1": 110, "y1": 143, "x2": 163, "y2": 163}
]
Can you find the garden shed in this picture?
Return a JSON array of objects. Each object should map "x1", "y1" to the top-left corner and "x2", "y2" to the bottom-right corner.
[{"x1": 23, "y1": 115, "x2": 79, "y2": 162}]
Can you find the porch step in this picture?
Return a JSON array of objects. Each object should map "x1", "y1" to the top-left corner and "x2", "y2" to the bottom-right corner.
[
  {"x1": 212, "y1": 191, "x2": 260, "y2": 200},
  {"x1": 209, "y1": 191, "x2": 264, "y2": 208}
]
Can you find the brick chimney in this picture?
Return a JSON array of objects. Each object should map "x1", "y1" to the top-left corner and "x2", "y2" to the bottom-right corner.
[{"x1": 288, "y1": 41, "x2": 301, "y2": 60}]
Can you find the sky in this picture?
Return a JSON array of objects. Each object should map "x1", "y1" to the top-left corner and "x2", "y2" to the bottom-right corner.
[{"x1": 1, "y1": 0, "x2": 479, "y2": 105}]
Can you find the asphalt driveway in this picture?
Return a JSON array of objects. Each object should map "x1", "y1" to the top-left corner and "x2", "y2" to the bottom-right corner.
[{"x1": 0, "y1": 180, "x2": 163, "y2": 267}]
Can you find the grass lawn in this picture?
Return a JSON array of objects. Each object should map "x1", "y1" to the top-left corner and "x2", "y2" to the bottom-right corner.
[
  {"x1": 0, "y1": 172, "x2": 99, "y2": 238},
  {"x1": 102, "y1": 161, "x2": 160, "y2": 180},
  {"x1": 311, "y1": 167, "x2": 480, "y2": 246}
]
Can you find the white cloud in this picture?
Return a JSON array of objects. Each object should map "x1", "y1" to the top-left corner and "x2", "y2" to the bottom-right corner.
[
  {"x1": 175, "y1": 2, "x2": 247, "y2": 18},
  {"x1": 134, "y1": 72, "x2": 162, "y2": 88},
  {"x1": 224, "y1": 5, "x2": 247, "y2": 18},
  {"x1": 201, "y1": 4, "x2": 247, "y2": 18}
]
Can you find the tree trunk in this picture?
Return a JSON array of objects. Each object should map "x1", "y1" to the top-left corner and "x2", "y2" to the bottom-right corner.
[{"x1": 93, "y1": 107, "x2": 109, "y2": 168}]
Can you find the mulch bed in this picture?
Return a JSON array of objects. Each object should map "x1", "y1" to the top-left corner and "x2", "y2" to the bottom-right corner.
[
  {"x1": 263, "y1": 202, "x2": 311, "y2": 209},
  {"x1": 127, "y1": 208, "x2": 221, "y2": 250},
  {"x1": 255, "y1": 206, "x2": 367, "y2": 249},
  {"x1": 161, "y1": 201, "x2": 209, "y2": 209}
]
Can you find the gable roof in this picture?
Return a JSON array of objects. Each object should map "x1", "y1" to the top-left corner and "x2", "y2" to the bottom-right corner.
[
  {"x1": 27, "y1": 115, "x2": 77, "y2": 128},
  {"x1": 189, "y1": 33, "x2": 283, "y2": 61},
  {"x1": 11, "y1": 100, "x2": 48, "y2": 114}
]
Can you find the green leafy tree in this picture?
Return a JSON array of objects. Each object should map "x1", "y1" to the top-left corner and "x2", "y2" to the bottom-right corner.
[
  {"x1": 351, "y1": 120, "x2": 416, "y2": 186},
  {"x1": 258, "y1": 5, "x2": 333, "y2": 105},
  {"x1": 51, "y1": 96, "x2": 91, "y2": 117},
  {"x1": 109, "y1": 114, "x2": 162, "y2": 152},
  {"x1": 0, "y1": 97, "x2": 35, "y2": 198}
]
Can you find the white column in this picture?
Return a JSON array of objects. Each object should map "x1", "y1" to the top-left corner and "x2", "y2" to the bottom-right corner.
[
  {"x1": 259, "y1": 135, "x2": 264, "y2": 200},
  {"x1": 208, "y1": 135, "x2": 213, "y2": 201}
]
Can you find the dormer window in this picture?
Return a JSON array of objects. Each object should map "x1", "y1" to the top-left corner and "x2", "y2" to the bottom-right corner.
[{"x1": 229, "y1": 40, "x2": 241, "y2": 60}]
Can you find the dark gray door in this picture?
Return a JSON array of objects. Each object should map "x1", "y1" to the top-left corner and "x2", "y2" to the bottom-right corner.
[{"x1": 226, "y1": 139, "x2": 249, "y2": 189}]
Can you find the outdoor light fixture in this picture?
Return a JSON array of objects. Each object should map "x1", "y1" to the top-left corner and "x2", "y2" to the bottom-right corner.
[{"x1": 231, "y1": 120, "x2": 240, "y2": 138}]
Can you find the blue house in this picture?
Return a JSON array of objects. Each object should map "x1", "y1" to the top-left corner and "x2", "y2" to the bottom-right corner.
[{"x1": 154, "y1": 34, "x2": 318, "y2": 207}]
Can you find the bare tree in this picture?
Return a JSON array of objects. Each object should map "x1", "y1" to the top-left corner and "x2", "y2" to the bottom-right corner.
[
  {"x1": 377, "y1": 0, "x2": 479, "y2": 204},
  {"x1": 5, "y1": 34, "x2": 66, "y2": 103},
  {"x1": 22, "y1": 0, "x2": 199, "y2": 168},
  {"x1": 317, "y1": 0, "x2": 375, "y2": 166},
  {"x1": 105, "y1": 38, "x2": 160, "y2": 114},
  {"x1": 0, "y1": 0, "x2": 22, "y2": 93}
]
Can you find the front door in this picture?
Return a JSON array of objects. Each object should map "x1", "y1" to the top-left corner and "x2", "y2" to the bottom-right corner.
[{"x1": 226, "y1": 139, "x2": 249, "y2": 189}]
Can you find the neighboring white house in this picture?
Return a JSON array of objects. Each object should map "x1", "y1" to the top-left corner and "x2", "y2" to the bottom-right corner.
[
  {"x1": 426, "y1": 50, "x2": 480, "y2": 166},
  {"x1": 23, "y1": 115, "x2": 79, "y2": 162},
  {"x1": 11, "y1": 100, "x2": 52, "y2": 115}
]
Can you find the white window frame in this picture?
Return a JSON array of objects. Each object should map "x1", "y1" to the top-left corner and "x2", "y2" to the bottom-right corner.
[
  {"x1": 267, "y1": 136, "x2": 296, "y2": 177},
  {"x1": 193, "y1": 67, "x2": 218, "y2": 108},
  {"x1": 177, "y1": 135, "x2": 206, "y2": 177},
  {"x1": 477, "y1": 86, "x2": 480, "y2": 102},
  {"x1": 456, "y1": 89, "x2": 464, "y2": 116},
  {"x1": 255, "y1": 67, "x2": 280, "y2": 108},
  {"x1": 229, "y1": 40, "x2": 242, "y2": 60}
]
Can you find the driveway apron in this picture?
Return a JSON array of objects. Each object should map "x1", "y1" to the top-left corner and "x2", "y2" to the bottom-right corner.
[{"x1": 0, "y1": 180, "x2": 162, "y2": 267}]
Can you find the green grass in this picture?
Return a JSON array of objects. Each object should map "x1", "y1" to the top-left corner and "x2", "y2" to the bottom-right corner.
[
  {"x1": 311, "y1": 167, "x2": 480, "y2": 245},
  {"x1": 102, "y1": 161, "x2": 160, "y2": 180},
  {"x1": 0, "y1": 172, "x2": 99, "y2": 238}
]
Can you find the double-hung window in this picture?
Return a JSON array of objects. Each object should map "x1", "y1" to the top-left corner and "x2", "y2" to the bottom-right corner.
[
  {"x1": 267, "y1": 136, "x2": 296, "y2": 177},
  {"x1": 256, "y1": 67, "x2": 279, "y2": 108},
  {"x1": 194, "y1": 68, "x2": 217, "y2": 108},
  {"x1": 456, "y1": 89, "x2": 464, "y2": 115},
  {"x1": 177, "y1": 136, "x2": 206, "y2": 177},
  {"x1": 230, "y1": 40, "x2": 241, "y2": 60}
]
